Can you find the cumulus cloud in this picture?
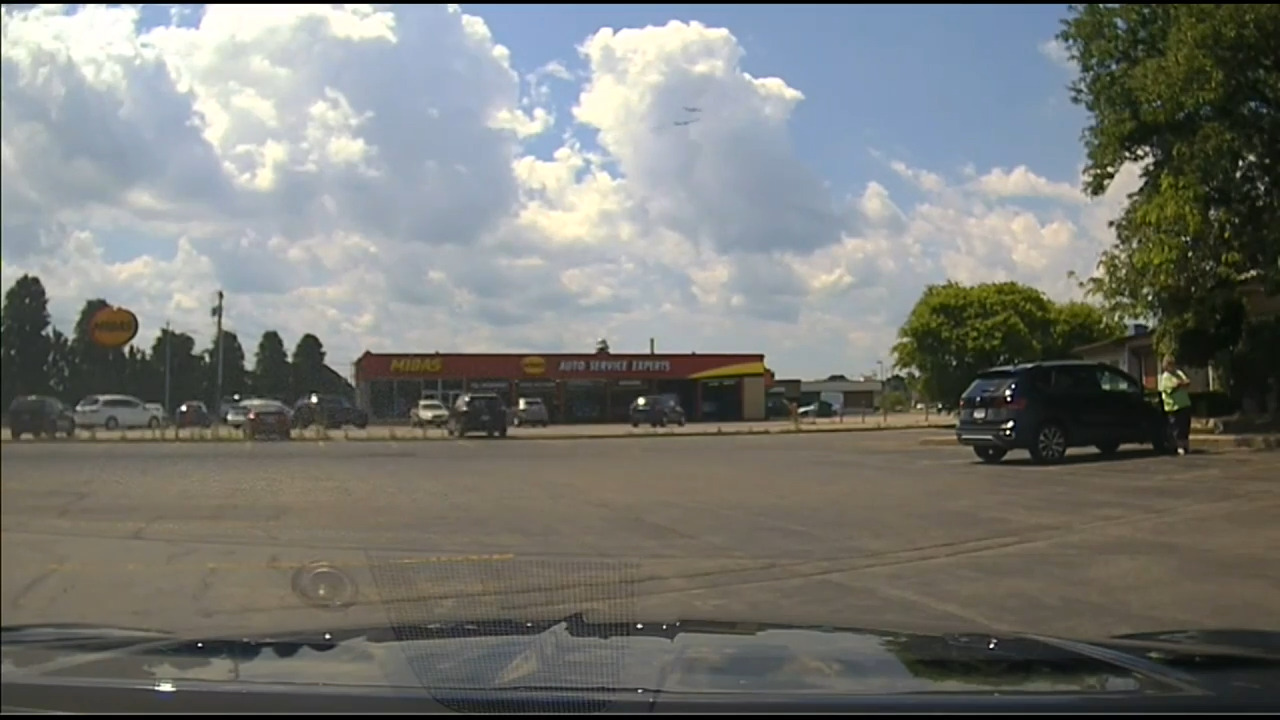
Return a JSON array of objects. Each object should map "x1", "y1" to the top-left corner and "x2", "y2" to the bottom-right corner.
[
  {"x1": 1038, "y1": 38, "x2": 1077, "y2": 73},
  {"x1": 2, "y1": 5, "x2": 1135, "y2": 379}
]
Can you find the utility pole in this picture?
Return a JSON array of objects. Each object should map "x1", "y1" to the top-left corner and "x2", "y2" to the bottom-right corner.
[
  {"x1": 212, "y1": 290, "x2": 225, "y2": 408},
  {"x1": 164, "y1": 320, "x2": 172, "y2": 414}
]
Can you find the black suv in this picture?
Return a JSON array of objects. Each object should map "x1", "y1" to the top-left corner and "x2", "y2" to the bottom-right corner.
[
  {"x1": 292, "y1": 394, "x2": 369, "y2": 429},
  {"x1": 629, "y1": 394, "x2": 687, "y2": 428},
  {"x1": 954, "y1": 360, "x2": 1169, "y2": 464},
  {"x1": 8, "y1": 395, "x2": 76, "y2": 440},
  {"x1": 448, "y1": 393, "x2": 508, "y2": 438}
]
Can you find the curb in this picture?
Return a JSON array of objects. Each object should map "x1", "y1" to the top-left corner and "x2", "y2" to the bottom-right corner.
[
  {"x1": 917, "y1": 434, "x2": 1279, "y2": 451},
  {"x1": 1, "y1": 423, "x2": 958, "y2": 445}
]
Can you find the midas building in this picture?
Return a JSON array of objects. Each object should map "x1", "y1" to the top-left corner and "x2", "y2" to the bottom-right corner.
[{"x1": 352, "y1": 351, "x2": 771, "y2": 424}]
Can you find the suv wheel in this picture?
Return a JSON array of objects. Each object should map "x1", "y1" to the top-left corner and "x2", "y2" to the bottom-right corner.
[
  {"x1": 1030, "y1": 423, "x2": 1068, "y2": 464},
  {"x1": 973, "y1": 446, "x2": 1007, "y2": 463}
]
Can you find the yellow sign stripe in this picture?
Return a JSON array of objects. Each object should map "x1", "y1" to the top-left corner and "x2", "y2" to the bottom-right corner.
[{"x1": 688, "y1": 361, "x2": 766, "y2": 380}]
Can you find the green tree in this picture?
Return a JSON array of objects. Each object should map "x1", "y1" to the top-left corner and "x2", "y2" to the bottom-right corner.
[
  {"x1": 123, "y1": 346, "x2": 156, "y2": 403},
  {"x1": 204, "y1": 330, "x2": 247, "y2": 401},
  {"x1": 149, "y1": 329, "x2": 203, "y2": 410},
  {"x1": 251, "y1": 330, "x2": 292, "y2": 401},
  {"x1": 291, "y1": 333, "x2": 327, "y2": 400},
  {"x1": 46, "y1": 328, "x2": 74, "y2": 400},
  {"x1": 0, "y1": 274, "x2": 54, "y2": 406},
  {"x1": 1058, "y1": 3, "x2": 1280, "y2": 345},
  {"x1": 892, "y1": 282, "x2": 1118, "y2": 404},
  {"x1": 1046, "y1": 301, "x2": 1125, "y2": 359}
]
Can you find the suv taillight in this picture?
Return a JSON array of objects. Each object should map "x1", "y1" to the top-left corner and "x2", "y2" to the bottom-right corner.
[{"x1": 1004, "y1": 393, "x2": 1026, "y2": 411}]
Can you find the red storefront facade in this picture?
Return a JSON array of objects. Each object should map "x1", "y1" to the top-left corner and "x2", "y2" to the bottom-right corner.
[{"x1": 353, "y1": 352, "x2": 770, "y2": 424}]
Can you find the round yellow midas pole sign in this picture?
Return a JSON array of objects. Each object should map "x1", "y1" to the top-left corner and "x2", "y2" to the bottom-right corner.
[
  {"x1": 521, "y1": 355, "x2": 546, "y2": 375},
  {"x1": 89, "y1": 306, "x2": 140, "y2": 349}
]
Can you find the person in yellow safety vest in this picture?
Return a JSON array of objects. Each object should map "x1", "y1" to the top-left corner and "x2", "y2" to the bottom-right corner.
[{"x1": 1159, "y1": 355, "x2": 1193, "y2": 456}]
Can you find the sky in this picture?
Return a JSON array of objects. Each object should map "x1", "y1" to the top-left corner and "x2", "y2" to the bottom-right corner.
[{"x1": 0, "y1": 4, "x2": 1142, "y2": 379}]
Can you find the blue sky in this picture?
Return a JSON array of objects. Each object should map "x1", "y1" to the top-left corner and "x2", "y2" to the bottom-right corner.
[
  {"x1": 5, "y1": 4, "x2": 1112, "y2": 377},
  {"x1": 467, "y1": 3, "x2": 1084, "y2": 190},
  {"x1": 108, "y1": 3, "x2": 1086, "y2": 265},
  {"x1": 139, "y1": 2, "x2": 1082, "y2": 202}
]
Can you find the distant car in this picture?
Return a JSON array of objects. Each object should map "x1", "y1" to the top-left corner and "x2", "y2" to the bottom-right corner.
[
  {"x1": 223, "y1": 403, "x2": 250, "y2": 428},
  {"x1": 954, "y1": 360, "x2": 1170, "y2": 464},
  {"x1": 241, "y1": 399, "x2": 292, "y2": 440},
  {"x1": 7, "y1": 395, "x2": 75, "y2": 440},
  {"x1": 292, "y1": 394, "x2": 369, "y2": 430},
  {"x1": 797, "y1": 400, "x2": 839, "y2": 419},
  {"x1": 629, "y1": 394, "x2": 686, "y2": 428},
  {"x1": 176, "y1": 400, "x2": 213, "y2": 428},
  {"x1": 73, "y1": 394, "x2": 163, "y2": 430},
  {"x1": 512, "y1": 397, "x2": 550, "y2": 427},
  {"x1": 144, "y1": 403, "x2": 169, "y2": 425},
  {"x1": 410, "y1": 398, "x2": 449, "y2": 428},
  {"x1": 448, "y1": 393, "x2": 508, "y2": 438}
]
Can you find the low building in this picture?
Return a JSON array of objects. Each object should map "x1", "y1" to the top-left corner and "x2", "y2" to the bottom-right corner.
[
  {"x1": 768, "y1": 375, "x2": 883, "y2": 410},
  {"x1": 353, "y1": 352, "x2": 769, "y2": 424},
  {"x1": 1072, "y1": 324, "x2": 1212, "y2": 392}
]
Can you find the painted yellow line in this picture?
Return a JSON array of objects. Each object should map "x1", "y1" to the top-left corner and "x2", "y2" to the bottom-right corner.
[{"x1": 43, "y1": 553, "x2": 516, "y2": 573}]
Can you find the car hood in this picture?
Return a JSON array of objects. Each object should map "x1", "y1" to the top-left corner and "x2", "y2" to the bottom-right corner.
[{"x1": 3, "y1": 619, "x2": 1276, "y2": 701}]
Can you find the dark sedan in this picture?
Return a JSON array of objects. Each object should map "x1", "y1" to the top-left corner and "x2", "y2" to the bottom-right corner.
[
  {"x1": 242, "y1": 399, "x2": 292, "y2": 440},
  {"x1": 175, "y1": 400, "x2": 214, "y2": 428}
]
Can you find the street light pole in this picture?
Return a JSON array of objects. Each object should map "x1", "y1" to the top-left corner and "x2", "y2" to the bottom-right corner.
[
  {"x1": 164, "y1": 320, "x2": 172, "y2": 414},
  {"x1": 213, "y1": 290, "x2": 225, "y2": 407}
]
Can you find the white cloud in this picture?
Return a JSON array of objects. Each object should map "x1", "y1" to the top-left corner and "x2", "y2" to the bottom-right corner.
[
  {"x1": 2, "y1": 6, "x2": 1137, "y2": 380},
  {"x1": 1038, "y1": 38, "x2": 1076, "y2": 73}
]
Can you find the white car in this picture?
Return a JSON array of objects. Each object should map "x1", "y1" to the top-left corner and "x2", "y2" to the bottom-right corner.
[
  {"x1": 74, "y1": 394, "x2": 164, "y2": 430},
  {"x1": 223, "y1": 403, "x2": 251, "y2": 428},
  {"x1": 145, "y1": 403, "x2": 169, "y2": 425},
  {"x1": 410, "y1": 399, "x2": 449, "y2": 427}
]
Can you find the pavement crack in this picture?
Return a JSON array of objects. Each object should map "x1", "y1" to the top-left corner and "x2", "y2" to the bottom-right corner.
[{"x1": 9, "y1": 565, "x2": 63, "y2": 610}]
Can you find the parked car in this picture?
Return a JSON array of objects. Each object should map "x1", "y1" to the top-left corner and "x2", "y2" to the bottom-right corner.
[
  {"x1": 7, "y1": 395, "x2": 76, "y2": 439},
  {"x1": 954, "y1": 360, "x2": 1170, "y2": 464},
  {"x1": 410, "y1": 398, "x2": 450, "y2": 428},
  {"x1": 144, "y1": 403, "x2": 169, "y2": 424},
  {"x1": 448, "y1": 393, "x2": 508, "y2": 438},
  {"x1": 292, "y1": 393, "x2": 369, "y2": 429},
  {"x1": 241, "y1": 399, "x2": 292, "y2": 440},
  {"x1": 223, "y1": 403, "x2": 251, "y2": 428},
  {"x1": 512, "y1": 397, "x2": 550, "y2": 427},
  {"x1": 629, "y1": 394, "x2": 687, "y2": 428},
  {"x1": 175, "y1": 400, "x2": 214, "y2": 428},
  {"x1": 73, "y1": 394, "x2": 164, "y2": 430}
]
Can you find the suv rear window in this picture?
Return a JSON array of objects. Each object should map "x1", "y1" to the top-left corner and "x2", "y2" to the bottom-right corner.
[
  {"x1": 9, "y1": 397, "x2": 45, "y2": 412},
  {"x1": 963, "y1": 372, "x2": 1017, "y2": 397}
]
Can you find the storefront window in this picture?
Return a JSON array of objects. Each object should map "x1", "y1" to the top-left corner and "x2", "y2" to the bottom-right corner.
[
  {"x1": 369, "y1": 380, "x2": 395, "y2": 419},
  {"x1": 608, "y1": 380, "x2": 649, "y2": 422},
  {"x1": 564, "y1": 380, "x2": 606, "y2": 423},
  {"x1": 700, "y1": 378, "x2": 742, "y2": 421},
  {"x1": 468, "y1": 379, "x2": 511, "y2": 405},
  {"x1": 391, "y1": 380, "x2": 422, "y2": 421},
  {"x1": 517, "y1": 380, "x2": 559, "y2": 423}
]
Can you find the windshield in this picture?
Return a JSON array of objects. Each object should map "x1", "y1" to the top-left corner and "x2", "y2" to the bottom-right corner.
[{"x1": 2, "y1": 2, "x2": 1276, "y2": 709}]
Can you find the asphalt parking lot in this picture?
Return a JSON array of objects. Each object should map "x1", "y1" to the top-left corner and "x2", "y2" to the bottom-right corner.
[
  {"x1": 0, "y1": 412, "x2": 946, "y2": 442},
  {"x1": 2, "y1": 431, "x2": 1276, "y2": 643}
]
